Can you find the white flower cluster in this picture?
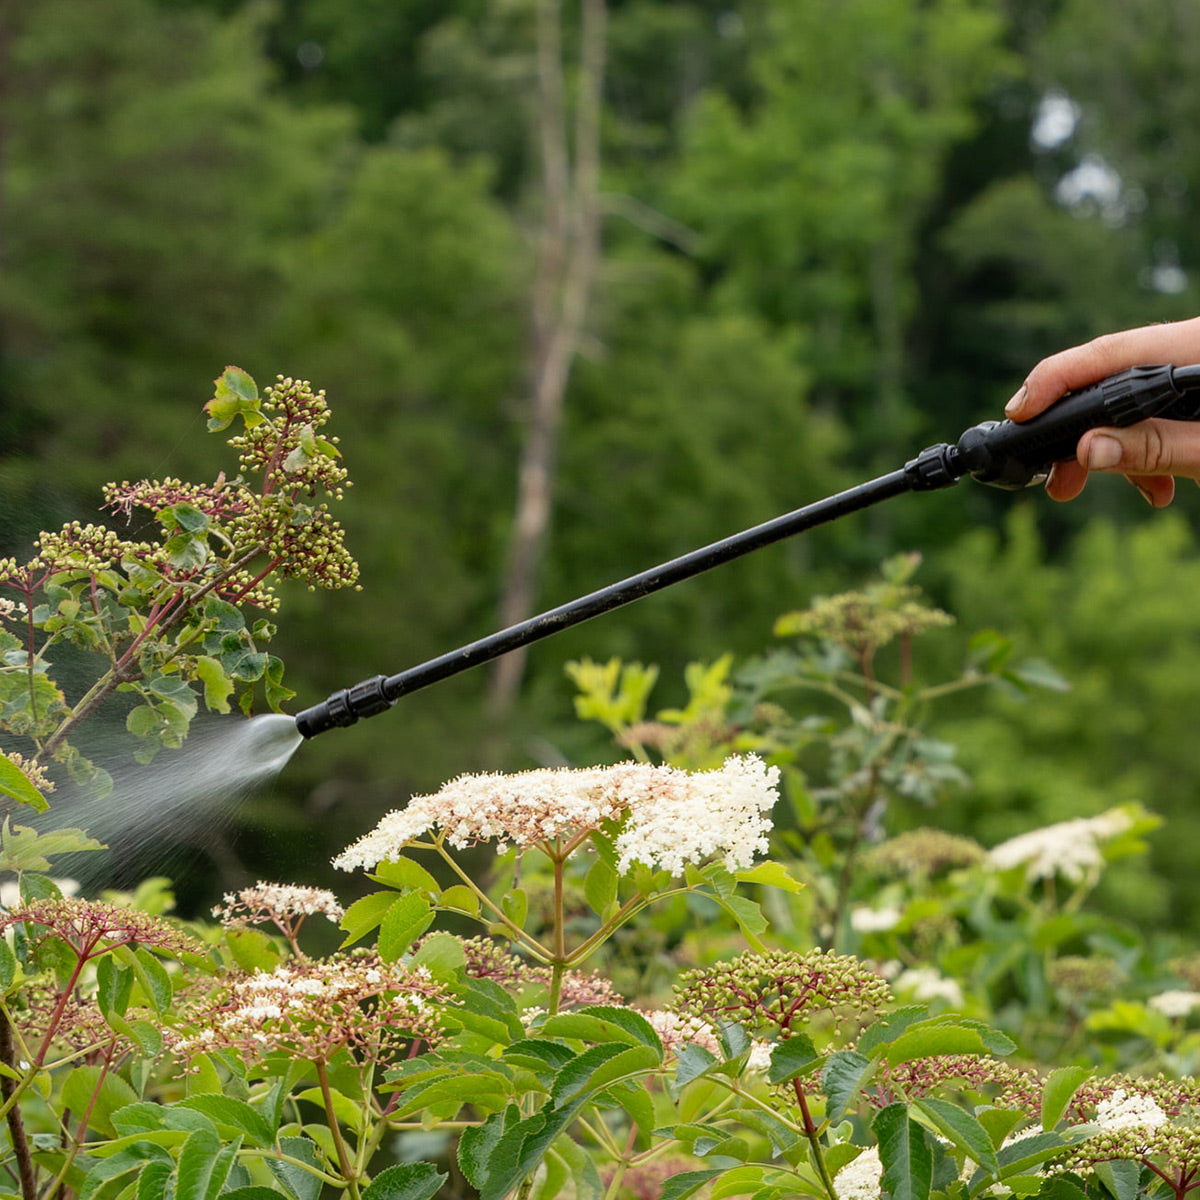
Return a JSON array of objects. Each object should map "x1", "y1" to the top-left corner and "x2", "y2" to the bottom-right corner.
[
  {"x1": 987, "y1": 808, "x2": 1134, "y2": 884},
  {"x1": 1094, "y1": 1087, "x2": 1168, "y2": 1132},
  {"x1": 333, "y1": 755, "x2": 779, "y2": 878},
  {"x1": 1147, "y1": 989, "x2": 1200, "y2": 1019},
  {"x1": 834, "y1": 1146, "x2": 882, "y2": 1200},
  {"x1": 850, "y1": 905, "x2": 902, "y2": 933},
  {"x1": 893, "y1": 966, "x2": 964, "y2": 1009},
  {"x1": 213, "y1": 881, "x2": 344, "y2": 924}
]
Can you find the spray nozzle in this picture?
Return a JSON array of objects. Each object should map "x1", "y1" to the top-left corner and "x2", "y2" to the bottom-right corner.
[{"x1": 295, "y1": 362, "x2": 1200, "y2": 739}]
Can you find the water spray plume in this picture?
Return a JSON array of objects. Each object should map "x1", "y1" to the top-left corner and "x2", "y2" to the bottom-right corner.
[
  {"x1": 296, "y1": 363, "x2": 1200, "y2": 738},
  {"x1": 35, "y1": 713, "x2": 301, "y2": 888}
]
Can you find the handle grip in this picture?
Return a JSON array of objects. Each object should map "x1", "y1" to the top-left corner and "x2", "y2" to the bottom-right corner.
[{"x1": 956, "y1": 364, "x2": 1200, "y2": 489}]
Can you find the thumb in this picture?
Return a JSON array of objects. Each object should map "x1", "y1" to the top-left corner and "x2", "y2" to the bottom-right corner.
[{"x1": 1078, "y1": 420, "x2": 1200, "y2": 480}]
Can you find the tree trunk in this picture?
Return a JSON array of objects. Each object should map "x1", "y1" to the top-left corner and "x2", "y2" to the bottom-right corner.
[{"x1": 489, "y1": 0, "x2": 607, "y2": 712}]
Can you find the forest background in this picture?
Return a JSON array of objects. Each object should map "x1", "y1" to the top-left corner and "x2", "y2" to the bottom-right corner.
[{"x1": 3, "y1": 0, "x2": 1200, "y2": 932}]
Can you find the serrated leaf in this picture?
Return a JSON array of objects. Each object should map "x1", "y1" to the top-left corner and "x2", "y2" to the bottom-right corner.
[
  {"x1": 176, "y1": 1094, "x2": 273, "y2": 1147},
  {"x1": 361, "y1": 1162, "x2": 448, "y2": 1200},
  {"x1": 369, "y1": 856, "x2": 439, "y2": 894},
  {"x1": 1041, "y1": 1066, "x2": 1091, "y2": 1131},
  {"x1": 767, "y1": 1034, "x2": 819, "y2": 1083},
  {"x1": 225, "y1": 927, "x2": 283, "y2": 972},
  {"x1": 378, "y1": 892, "x2": 434, "y2": 962},
  {"x1": 339, "y1": 890, "x2": 396, "y2": 948},
  {"x1": 912, "y1": 1097, "x2": 998, "y2": 1176},
  {"x1": 206, "y1": 367, "x2": 262, "y2": 431},
  {"x1": 658, "y1": 1169, "x2": 725, "y2": 1200},
  {"x1": 823, "y1": 1050, "x2": 875, "y2": 1122},
  {"x1": 856, "y1": 1006, "x2": 930, "y2": 1056},
  {"x1": 268, "y1": 1136, "x2": 322, "y2": 1200},
  {"x1": 540, "y1": 1006, "x2": 663, "y2": 1054},
  {"x1": 875, "y1": 1103, "x2": 932, "y2": 1200},
  {"x1": 176, "y1": 1126, "x2": 238, "y2": 1200},
  {"x1": 885, "y1": 1020, "x2": 1015, "y2": 1066}
]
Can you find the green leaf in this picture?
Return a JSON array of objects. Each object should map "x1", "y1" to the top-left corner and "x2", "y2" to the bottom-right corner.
[
  {"x1": 584, "y1": 857, "x2": 617, "y2": 916},
  {"x1": 225, "y1": 927, "x2": 283, "y2": 972},
  {"x1": 734, "y1": 860, "x2": 805, "y2": 894},
  {"x1": 378, "y1": 892, "x2": 434, "y2": 962},
  {"x1": 711, "y1": 893, "x2": 768, "y2": 949},
  {"x1": 176, "y1": 1126, "x2": 238, "y2": 1200},
  {"x1": 267, "y1": 1136, "x2": 322, "y2": 1200},
  {"x1": 222, "y1": 1190, "x2": 290, "y2": 1200},
  {"x1": 207, "y1": 366, "x2": 262, "y2": 431},
  {"x1": 912, "y1": 1097, "x2": 998, "y2": 1176},
  {"x1": 540, "y1": 1006, "x2": 663, "y2": 1054},
  {"x1": 195, "y1": 656, "x2": 234, "y2": 714},
  {"x1": 874, "y1": 1103, "x2": 932, "y2": 1200},
  {"x1": 339, "y1": 890, "x2": 398, "y2": 948},
  {"x1": 95, "y1": 957, "x2": 133, "y2": 1019},
  {"x1": 1092, "y1": 1161, "x2": 1140, "y2": 1200},
  {"x1": 409, "y1": 931, "x2": 467, "y2": 980},
  {"x1": 1041, "y1": 1066, "x2": 1091, "y2": 1131},
  {"x1": 176, "y1": 1095, "x2": 273, "y2": 1148},
  {"x1": 658, "y1": 1169, "x2": 725, "y2": 1200},
  {"x1": 549, "y1": 1044, "x2": 659, "y2": 1109},
  {"x1": 438, "y1": 884, "x2": 480, "y2": 916},
  {"x1": 501, "y1": 887, "x2": 528, "y2": 928},
  {"x1": 0, "y1": 822, "x2": 104, "y2": 874},
  {"x1": 823, "y1": 1050, "x2": 875, "y2": 1122},
  {"x1": 0, "y1": 756, "x2": 48, "y2": 813},
  {"x1": 885, "y1": 1020, "x2": 1015, "y2": 1066},
  {"x1": 673, "y1": 1043, "x2": 720, "y2": 1090},
  {"x1": 62, "y1": 1068, "x2": 140, "y2": 1138},
  {"x1": 767, "y1": 1034, "x2": 819, "y2": 1083},
  {"x1": 856, "y1": 1007, "x2": 930, "y2": 1056},
  {"x1": 361, "y1": 1162, "x2": 448, "y2": 1200},
  {"x1": 370, "y1": 856, "x2": 439, "y2": 895},
  {"x1": 136, "y1": 1162, "x2": 175, "y2": 1200},
  {"x1": 0, "y1": 938, "x2": 14, "y2": 990}
]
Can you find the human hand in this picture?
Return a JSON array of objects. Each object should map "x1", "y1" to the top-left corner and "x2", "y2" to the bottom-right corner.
[{"x1": 1003, "y1": 316, "x2": 1200, "y2": 506}]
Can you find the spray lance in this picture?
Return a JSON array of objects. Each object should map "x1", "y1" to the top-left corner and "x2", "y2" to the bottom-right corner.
[{"x1": 295, "y1": 362, "x2": 1200, "y2": 739}]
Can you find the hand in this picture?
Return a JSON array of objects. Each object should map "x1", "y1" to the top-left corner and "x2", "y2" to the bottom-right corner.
[{"x1": 1003, "y1": 316, "x2": 1200, "y2": 506}]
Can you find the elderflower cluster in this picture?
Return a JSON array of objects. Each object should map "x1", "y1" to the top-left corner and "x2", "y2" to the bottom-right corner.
[
  {"x1": 1094, "y1": 1088, "x2": 1169, "y2": 1132},
  {"x1": 213, "y1": 881, "x2": 344, "y2": 927},
  {"x1": 643, "y1": 1009, "x2": 722, "y2": 1058},
  {"x1": 834, "y1": 1146, "x2": 882, "y2": 1200},
  {"x1": 177, "y1": 954, "x2": 444, "y2": 1063},
  {"x1": 987, "y1": 808, "x2": 1134, "y2": 884},
  {"x1": 333, "y1": 755, "x2": 779, "y2": 878},
  {"x1": 1148, "y1": 990, "x2": 1200, "y2": 1019}
]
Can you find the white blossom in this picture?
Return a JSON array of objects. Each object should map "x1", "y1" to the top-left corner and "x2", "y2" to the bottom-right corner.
[
  {"x1": 987, "y1": 809, "x2": 1134, "y2": 884},
  {"x1": 213, "y1": 881, "x2": 343, "y2": 924},
  {"x1": 893, "y1": 967, "x2": 964, "y2": 1009},
  {"x1": 333, "y1": 755, "x2": 779, "y2": 878},
  {"x1": 1094, "y1": 1088, "x2": 1168, "y2": 1132},
  {"x1": 834, "y1": 1146, "x2": 882, "y2": 1200},
  {"x1": 850, "y1": 905, "x2": 902, "y2": 933},
  {"x1": 1147, "y1": 990, "x2": 1200, "y2": 1019}
]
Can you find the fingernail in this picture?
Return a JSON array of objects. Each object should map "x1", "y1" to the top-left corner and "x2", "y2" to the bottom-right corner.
[
  {"x1": 1004, "y1": 386, "x2": 1026, "y2": 417},
  {"x1": 1087, "y1": 435, "x2": 1122, "y2": 470},
  {"x1": 1135, "y1": 483, "x2": 1156, "y2": 507}
]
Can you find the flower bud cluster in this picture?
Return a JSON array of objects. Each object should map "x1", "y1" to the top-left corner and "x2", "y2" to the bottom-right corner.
[
  {"x1": 36, "y1": 523, "x2": 150, "y2": 577},
  {"x1": 437, "y1": 936, "x2": 621, "y2": 1007},
  {"x1": 0, "y1": 897, "x2": 200, "y2": 959},
  {"x1": 862, "y1": 828, "x2": 985, "y2": 878},
  {"x1": 1, "y1": 750, "x2": 55, "y2": 794},
  {"x1": 672, "y1": 948, "x2": 891, "y2": 1037},
  {"x1": 878, "y1": 1053, "x2": 1038, "y2": 1106},
  {"x1": 103, "y1": 477, "x2": 247, "y2": 523},
  {"x1": 775, "y1": 584, "x2": 953, "y2": 655}
]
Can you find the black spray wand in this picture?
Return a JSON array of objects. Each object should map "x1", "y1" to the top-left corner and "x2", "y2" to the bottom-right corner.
[{"x1": 295, "y1": 363, "x2": 1200, "y2": 739}]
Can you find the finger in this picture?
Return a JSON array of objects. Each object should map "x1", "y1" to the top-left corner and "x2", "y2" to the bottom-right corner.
[
  {"x1": 1005, "y1": 316, "x2": 1200, "y2": 421},
  {"x1": 1125, "y1": 474, "x2": 1175, "y2": 507},
  {"x1": 1076, "y1": 419, "x2": 1200, "y2": 480},
  {"x1": 1044, "y1": 460, "x2": 1088, "y2": 502}
]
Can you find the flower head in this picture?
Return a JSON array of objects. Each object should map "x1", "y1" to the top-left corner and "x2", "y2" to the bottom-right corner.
[
  {"x1": 1, "y1": 897, "x2": 200, "y2": 960},
  {"x1": 175, "y1": 953, "x2": 445, "y2": 1063},
  {"x1": 333, "y1": 755, "x2": 779, "y2": 878},
  {"x1": 834, "y1": 1146, "x2": 882, "y2": 1200},
  {"x1": 213, "y1": 882, "x2": 344, "y2": 938},
  {"x1": 987, "y1": 808, "x2": 1134, "y2": 884},
  {"x1": 1148, "y1": 990, "x2": 1200, "y2": 1019}
]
